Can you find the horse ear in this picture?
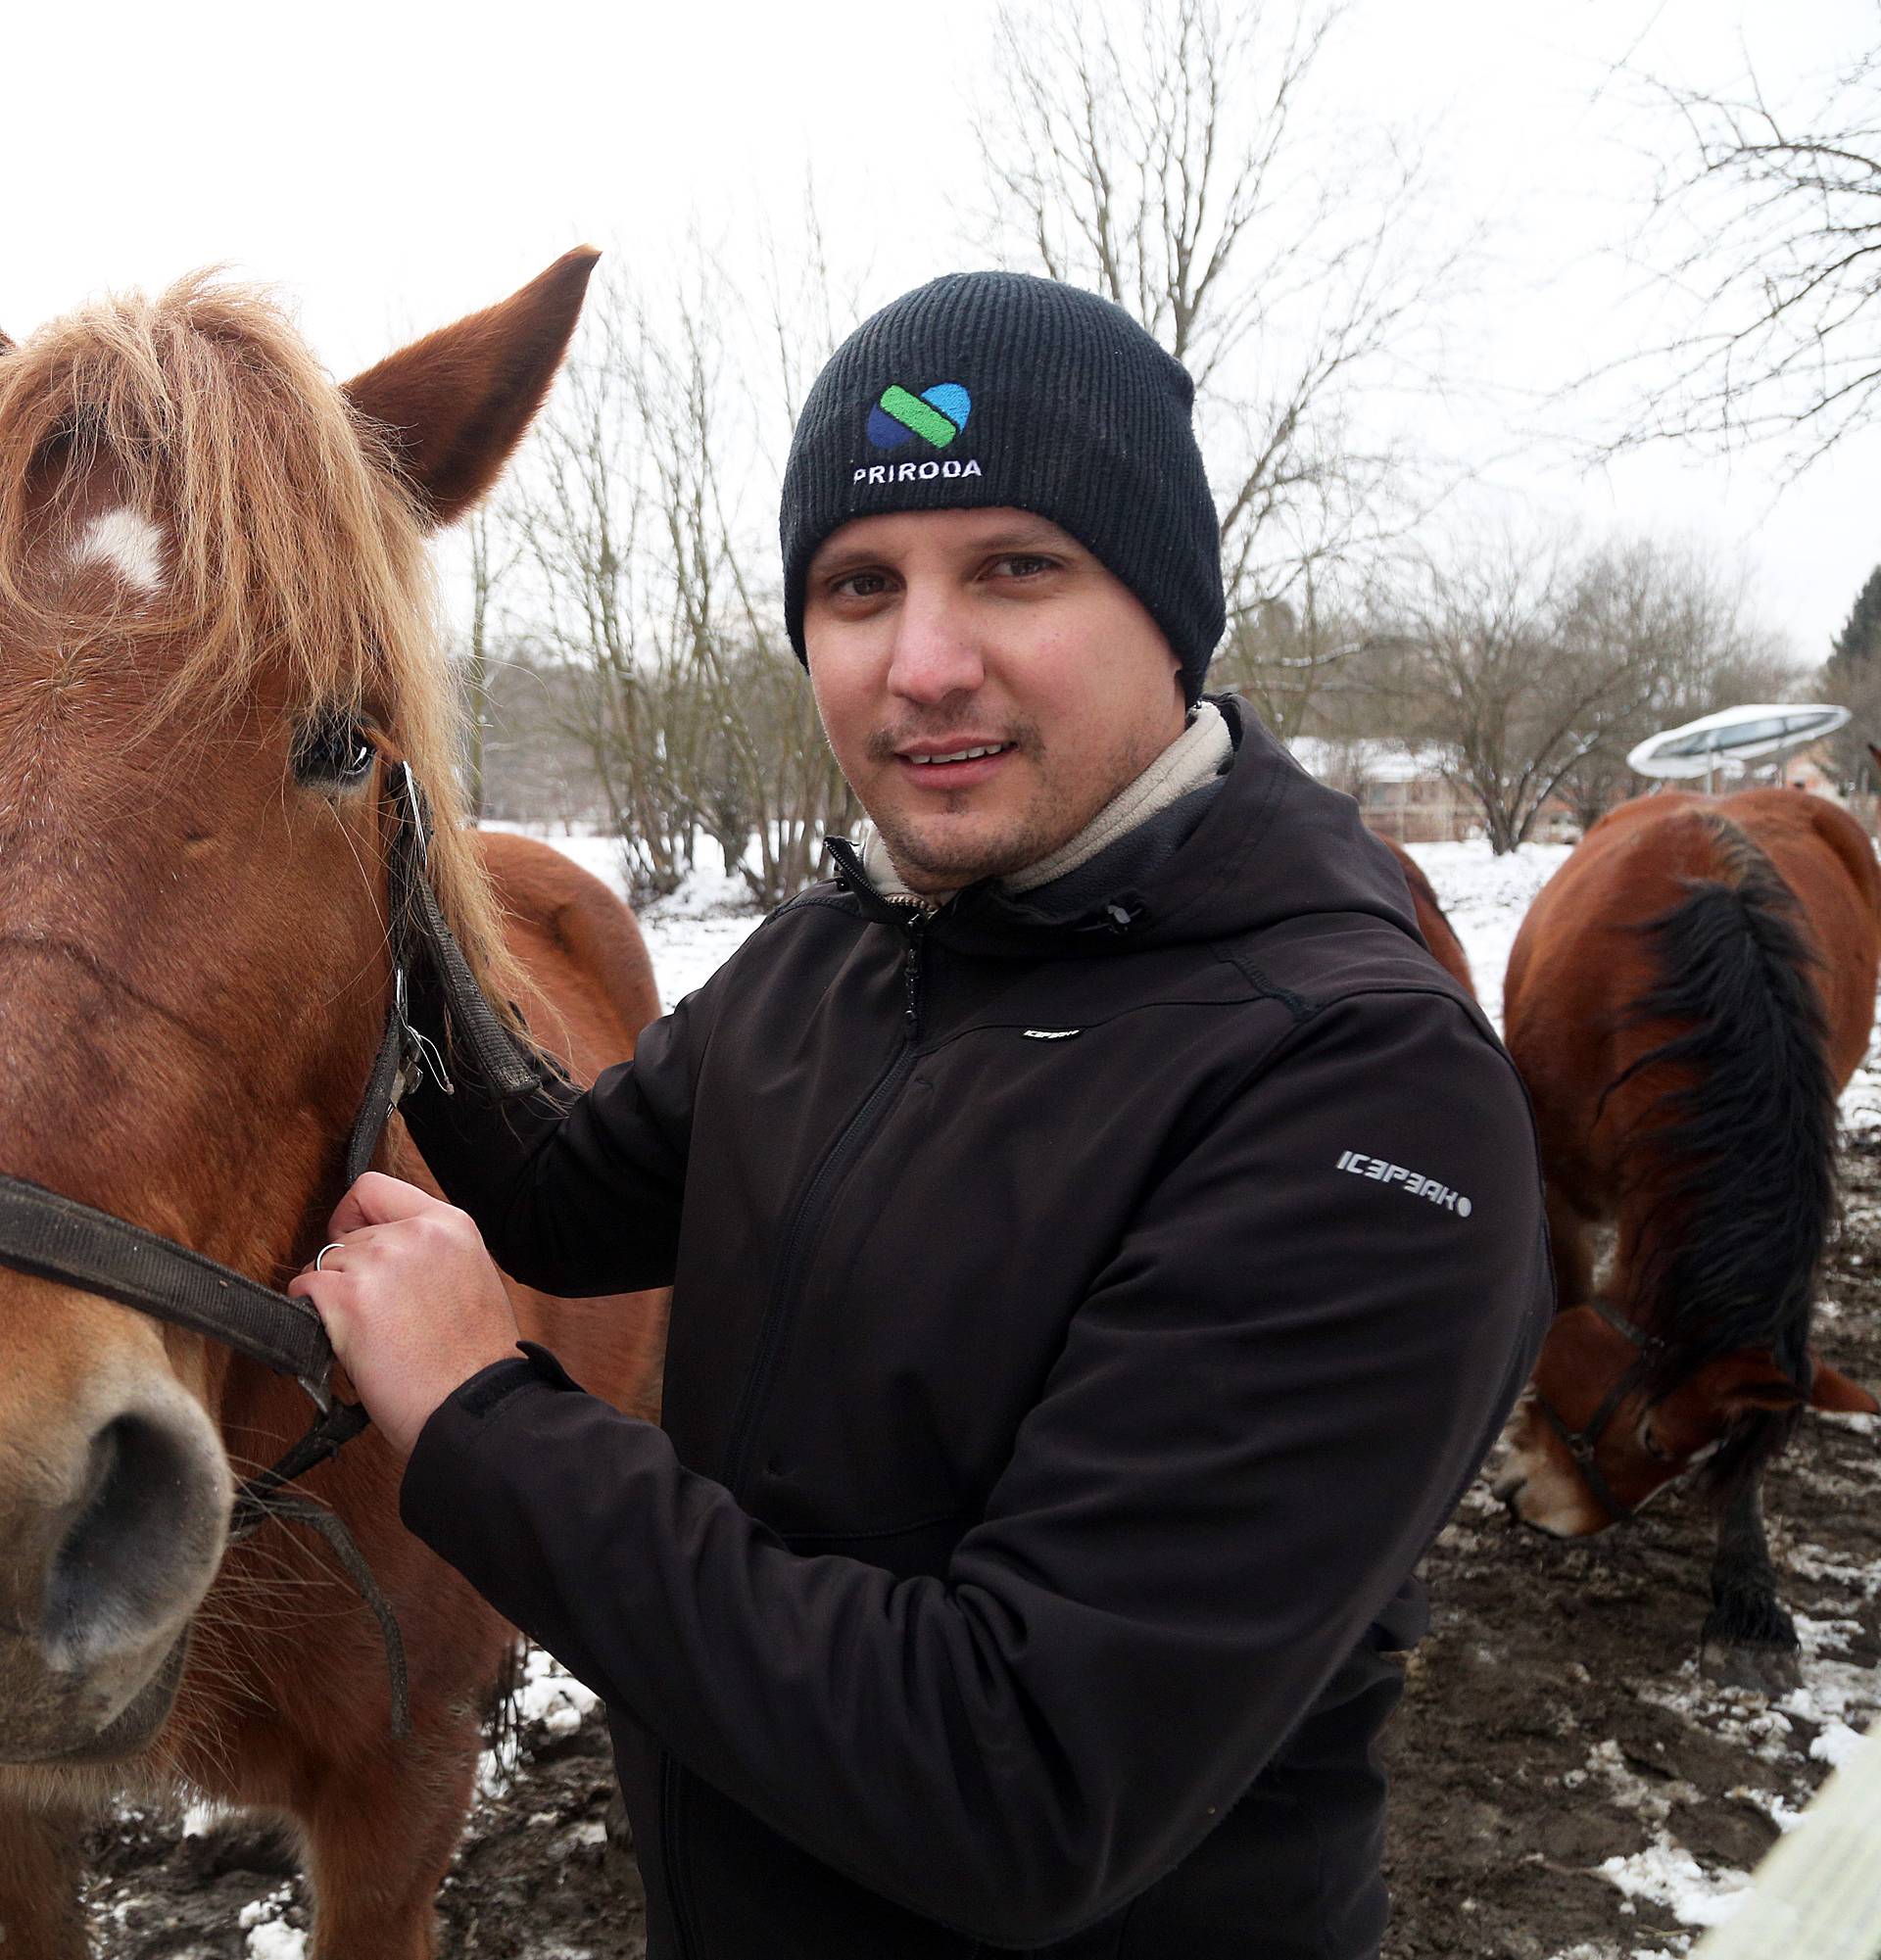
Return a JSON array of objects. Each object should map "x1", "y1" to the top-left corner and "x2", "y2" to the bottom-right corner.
[
  {"x1": 1710, "y1": 1356, "x2": 1804, "y2": 1414},
  {"x1": 1808, "y1": 1357, "x2": 1881, "y2": 1415},
  {"x1": 343, "y1": 247, "x2": 599, "y2": 530}
]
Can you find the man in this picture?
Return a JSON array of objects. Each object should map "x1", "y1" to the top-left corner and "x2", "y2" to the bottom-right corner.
[{"x1": 298, "y1": 272, "x2": 1552, "y2": 1958}]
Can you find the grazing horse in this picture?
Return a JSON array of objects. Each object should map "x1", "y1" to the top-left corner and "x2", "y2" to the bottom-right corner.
[
  {"x1": 0, "y1": 256, "x2": 667, "y2": 1956},
  {"x1": 1495, "y1": 788, "x2": 1881, "y2": 1682},
  {"x1": 1375, "y1": 834, "x2": 1474, "y2": 995}
]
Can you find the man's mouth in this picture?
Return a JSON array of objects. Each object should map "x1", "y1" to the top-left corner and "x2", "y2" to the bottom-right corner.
[{"x1": 904, "y1": 742, "x2": 1015, "y2": 767}]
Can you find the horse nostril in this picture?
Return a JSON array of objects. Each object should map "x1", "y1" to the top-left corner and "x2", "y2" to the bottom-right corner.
[{"x1": 42, "y1": 1410, "x2": 224, "y2": 1670}]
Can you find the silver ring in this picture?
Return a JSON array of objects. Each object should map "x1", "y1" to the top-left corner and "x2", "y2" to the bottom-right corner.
[{"x1": 314, "y1": 1242, "x2": 346, "y2": 1273}]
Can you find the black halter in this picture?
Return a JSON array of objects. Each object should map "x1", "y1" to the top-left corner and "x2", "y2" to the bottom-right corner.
[
  {"x1": 0, "y1": 762, "x2": 545, "y2": 1737},
  {"x1": 1529, "y1": 1298, "x2": 1669, "y2": 1524}
]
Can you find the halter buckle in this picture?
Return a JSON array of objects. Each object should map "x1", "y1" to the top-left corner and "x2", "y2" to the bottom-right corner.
[{"x1": 392, "y1": 966, "x2": 454, "y2": 1099}]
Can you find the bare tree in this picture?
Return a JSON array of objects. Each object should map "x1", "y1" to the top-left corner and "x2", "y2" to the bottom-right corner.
[
  {"x1": 1209, "y1": 583, "x2": 1380, "y2": 741},
  {"x1": 1608, "y1": 41, "x2": 1881, "y2": 464},
  {"x1": 458, "y1": 503, "x2": 525, "y2": 820},
  {"x1": 500, "y1": 277, "x2": 699, "y2": 900},
  {"x1": 1372, "y1": 533, "x2": 1785, "y2": 852},
  {"x1": 491, "y1": 242, "x2": 855, "y2": 909},
  {"x1": 978, "y1": 0, "x2": 1468, "y2": 650},
  {"x1": 1546, "y1": 542, "x2": 1802, "y2": 829}
]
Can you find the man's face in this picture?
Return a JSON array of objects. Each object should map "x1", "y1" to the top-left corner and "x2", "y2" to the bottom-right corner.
[{"x1": 802, "y1": 507, "x2": 1187, "y2": 895}]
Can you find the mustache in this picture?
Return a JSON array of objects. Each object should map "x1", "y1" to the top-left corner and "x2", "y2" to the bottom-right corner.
[{"x1": 865, "y1": 715, "x2": 1037, "y2": 765}]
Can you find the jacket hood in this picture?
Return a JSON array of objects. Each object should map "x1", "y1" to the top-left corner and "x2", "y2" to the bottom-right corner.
[{"x1": 824, "y1": 695, "x2": 1424, "y2": 961}]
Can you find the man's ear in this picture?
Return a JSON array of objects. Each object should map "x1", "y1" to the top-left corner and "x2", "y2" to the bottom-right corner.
[
  {"x1": 343, "y1": 247, "x2": 599, "y2": 531},
  {"x1": 1809, "y1": 1356, "x2": 1881, "y2": 1415}
]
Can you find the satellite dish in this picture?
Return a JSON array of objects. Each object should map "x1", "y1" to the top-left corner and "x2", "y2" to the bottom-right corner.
[{"x1": 1627, "y1": 703, "x2": 1852, "y2": 782}]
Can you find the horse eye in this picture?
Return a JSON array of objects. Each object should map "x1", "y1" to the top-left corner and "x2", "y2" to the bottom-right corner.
[
  {"x1": 1638, "y1": 1414, "x2": 1673, "y2": 1463},
  {"x1": 293, "y1": 717, "x2": 376, "y2": 789}
]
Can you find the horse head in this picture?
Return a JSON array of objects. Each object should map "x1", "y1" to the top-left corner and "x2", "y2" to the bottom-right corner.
[
  {"x1": 0, "y1": 251, "x2": 594, "y2": 1768},
  {"x1": 1494, "y1": 1301, "x2": 1878, "y2": 1535}
]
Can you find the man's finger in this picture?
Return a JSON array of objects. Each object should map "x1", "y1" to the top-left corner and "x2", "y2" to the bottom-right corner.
[
  {"x1": 328, "y1": 1170, "x2": 443, "y2": 1237},
  {"x1": 286, "y1": 1267, "x2": 336, "y2": 1306}
]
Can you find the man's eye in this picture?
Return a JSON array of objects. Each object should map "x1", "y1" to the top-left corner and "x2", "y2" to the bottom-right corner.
[
  {"x1": 834, "y1": 571, "x2": 892, "y2": 599},
  {"x1": 994, "y1": 554, "x2": 1055, "y2": 579}
]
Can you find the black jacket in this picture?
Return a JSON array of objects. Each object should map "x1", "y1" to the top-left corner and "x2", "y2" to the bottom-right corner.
[{"x1": 398, "y1": 700, "x2": 1551, "y2": 1957}]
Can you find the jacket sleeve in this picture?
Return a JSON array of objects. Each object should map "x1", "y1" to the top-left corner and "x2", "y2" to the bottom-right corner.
[
  {"x1": 400, "y1": 987, "x2": 1552, "y2": 1946},
  {"x1": 394, "y1": 980, "x2": 700, "y2": 1297}
]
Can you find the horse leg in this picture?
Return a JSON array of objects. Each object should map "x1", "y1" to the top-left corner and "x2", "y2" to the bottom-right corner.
[
  {"x1": 0, "y1": 1803, "x2": 89, "y2": 1959},
  {"x1": 1701, "y1": 1470, "x2": 1802, "y2": 1693},
  {"x1": 298, "y1": 1725, "x2": 482, "y2": 1960}
]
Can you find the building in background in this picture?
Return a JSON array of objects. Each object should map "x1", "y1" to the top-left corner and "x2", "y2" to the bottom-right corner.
[{"x1": 1288, "y1": 737, "x2": 1578, "y2": 844}]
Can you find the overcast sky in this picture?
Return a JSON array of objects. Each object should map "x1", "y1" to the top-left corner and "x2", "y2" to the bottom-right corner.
[{"x1": 9, "y1": 0, "x2": 1879, "y2": 671}]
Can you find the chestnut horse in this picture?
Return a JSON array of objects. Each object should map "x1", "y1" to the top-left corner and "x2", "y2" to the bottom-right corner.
[
  {"x1": 1496, "y1": 788, "x2": 1881, "y2": 1682},
  {"x1": 0, "y1": 257, "x2": 666, "y2": 1956}
]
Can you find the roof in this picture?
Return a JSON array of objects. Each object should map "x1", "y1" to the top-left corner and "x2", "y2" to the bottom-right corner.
[{"x1": 1287, "y1": 737, "x2": 1459, "y2": 786}]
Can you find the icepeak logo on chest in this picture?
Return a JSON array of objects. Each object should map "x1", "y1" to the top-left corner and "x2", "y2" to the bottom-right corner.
[
  {"x1": 1021, "y1": 1027, "x2": 1082, "y2": 1041},
  {"x1": 1336, "y1": 1150, "x2": 1472, "y2": 1218}
]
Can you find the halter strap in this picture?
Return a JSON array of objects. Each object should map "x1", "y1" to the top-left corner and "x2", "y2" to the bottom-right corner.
[{"x1": 1530, "y1": 1300, "x2": 1667, "y2": 1523}]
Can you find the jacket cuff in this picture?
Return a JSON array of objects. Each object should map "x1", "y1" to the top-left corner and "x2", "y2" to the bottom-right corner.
[{"x1": 400, "y1": 1340, "x2": 583, "y2": 1539}]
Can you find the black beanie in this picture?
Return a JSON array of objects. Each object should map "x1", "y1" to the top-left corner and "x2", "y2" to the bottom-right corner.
[{"x1": 780, "y1": 271, "x2": 1224, "y2": 706}]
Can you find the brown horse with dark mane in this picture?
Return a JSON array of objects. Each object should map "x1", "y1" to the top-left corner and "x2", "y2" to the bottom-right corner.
[
  {"x1": 1496, "y1": 787, "x2": 1880, "y2": 1681},
  {"x1": 0, "y1": 256, "x2": 665, "y2": 1956}
]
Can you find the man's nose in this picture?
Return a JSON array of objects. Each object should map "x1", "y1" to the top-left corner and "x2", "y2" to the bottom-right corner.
[{"x1": 885, "y1": 595, "x2": 985, "y2": 705}]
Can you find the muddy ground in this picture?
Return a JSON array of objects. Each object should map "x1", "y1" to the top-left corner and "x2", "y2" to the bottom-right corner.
[{"x1": 81, "y1": 1146, "x2": 1881, "y2": 1959}]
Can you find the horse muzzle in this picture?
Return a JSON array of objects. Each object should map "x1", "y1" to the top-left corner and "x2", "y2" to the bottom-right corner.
[{"x1": 0, "y1": 1352, "x2": 228, "y2": 1763}]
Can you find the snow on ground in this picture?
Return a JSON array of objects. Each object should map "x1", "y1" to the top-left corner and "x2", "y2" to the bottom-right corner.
[
  {"x1": 482, "y1": 824, "x2": 766, "y2": 1010},
  {"x1": 1397, "y1": 840, "x2": 1569, "y2": 1031}
]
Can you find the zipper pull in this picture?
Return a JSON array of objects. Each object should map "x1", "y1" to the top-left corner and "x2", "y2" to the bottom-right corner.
[{"x1": 902, "y1": 916, "x2": 927, "y2": 1040}]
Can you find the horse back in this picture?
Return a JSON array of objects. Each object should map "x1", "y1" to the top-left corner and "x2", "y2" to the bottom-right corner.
[
  {"x1": 1505, "y1": 788, "x2": 1880, "y2": 1219},
  {"x1": 472, "y1": 829, "x2": 663, "y2": 1058}
]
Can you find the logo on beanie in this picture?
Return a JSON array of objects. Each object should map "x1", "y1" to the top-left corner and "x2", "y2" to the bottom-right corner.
[{"x1": 867, "y1": 383, "x2": 972, "y2": 452}]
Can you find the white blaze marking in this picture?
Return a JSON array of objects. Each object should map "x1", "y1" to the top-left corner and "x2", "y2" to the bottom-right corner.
[{"x1": 70, "y1": 507, "x2": 167, "y2": 595}]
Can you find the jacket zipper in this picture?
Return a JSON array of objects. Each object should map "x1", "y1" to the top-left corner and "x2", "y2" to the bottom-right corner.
[
  {"x1": 662, "y1": 917, "x2": 928, "y2": 1960},
  {"x1": 718, "y1": 910, "x2": 928, "y2": 1503}
]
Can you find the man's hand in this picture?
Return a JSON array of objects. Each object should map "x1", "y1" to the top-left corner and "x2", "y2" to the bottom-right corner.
[{"x1": 288, "y1": 1171, "x2": 521, "y2": 1458}]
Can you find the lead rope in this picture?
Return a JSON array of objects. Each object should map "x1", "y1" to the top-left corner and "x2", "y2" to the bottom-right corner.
[{"x1": 226, "y1": 1399, "x2": 410, "y2": 1737}]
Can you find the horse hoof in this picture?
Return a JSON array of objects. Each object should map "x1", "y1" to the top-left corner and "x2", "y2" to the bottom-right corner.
[{"x1": 1699, "y1": 1639, "x2": 1803, "y2": 1696}]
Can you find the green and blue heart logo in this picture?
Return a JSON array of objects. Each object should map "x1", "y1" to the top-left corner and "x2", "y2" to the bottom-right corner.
[{"x1": 867, "y1": 382, "x2": 972, "y2": 452}]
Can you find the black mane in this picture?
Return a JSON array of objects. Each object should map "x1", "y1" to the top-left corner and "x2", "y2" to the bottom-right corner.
[{"x1": 1611, "y1": 813, "x2": 1837, "y2": 1400}]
